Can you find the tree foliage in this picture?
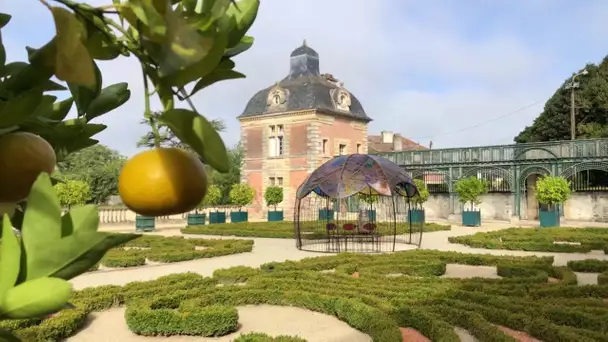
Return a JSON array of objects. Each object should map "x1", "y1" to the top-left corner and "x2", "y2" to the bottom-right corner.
[
  {"x1": 204, "y1": 184, "x2": 223, "y2": 207},
  {"x1": 535, "y1": 176, "x2": 571, "y2": 207},
  {"x1": 264, "y1": 186, "x2": 283, "y2": 211},
  {"x1": 229, "y1": 183, "x2": 254, "y2": 211},
  {"x1": 56, "y1": 144, "x2": 125, "y2": 204},
  {"x1": 515, "y1": 57, "x2": 608, "y2": 142},
  {"x1": 410, "y1": 179, "x2": 430, "y2": 209},
  {"x1": 454, "y1": 176, "x2": 489, "y2": 210},
  {"x1": 54, "y1": 179, "x2": 91, "y2": 208},
  {"x1": 0, "y1": 0, "x2": 261, "y2": 331}
]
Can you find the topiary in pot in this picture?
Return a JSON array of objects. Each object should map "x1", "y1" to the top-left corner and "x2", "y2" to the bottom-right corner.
[
  {"x1": 264, "y1": 186, "x2": 284, "y2": 222},
  {"x1": 206, "y1": 185, "x2": 226, "y2": 224},
  {"x1": 535, "y1": 175, "x2": 571, "y2": 228},
  {"x1": 454, "y1": 176, "x2": 489, "y2": 227},
  {"x1": 409, "y1": 179, "x2": 429, "y2": 224},
  {"x1": 229, "y1": 183, "x2": 255, "y2": 223}
]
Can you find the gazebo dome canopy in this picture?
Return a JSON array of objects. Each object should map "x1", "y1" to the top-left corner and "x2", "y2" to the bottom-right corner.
[{"x1": 296, "y1": 154, "x2": 419, "y2": 199}]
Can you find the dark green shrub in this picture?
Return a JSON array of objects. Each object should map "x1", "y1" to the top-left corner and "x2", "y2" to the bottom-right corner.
[{"x1": 567, "y1": 259, "x2": 608, "y2": 272}]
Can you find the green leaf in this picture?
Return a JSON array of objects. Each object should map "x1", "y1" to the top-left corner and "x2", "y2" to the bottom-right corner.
[
  {"x1": 85, "y1": 83, "x2": 131, "y2": 121},
  {"x1": 17, "y1": 173, "x2": 139, "y2": 281},
  {"x1": 160, "y1": 108, "x2": 229, "y2": 172},
  {"x1": 225, "y1": 0, "x2": 259, "y2": 48},
  {"x1": 0, "y1": 62, "x2": 27, "y2": 78},
  {"x1": 0, "y1": 215, "x2": 21, "y2": 300},
  {"x1": 0, "y1": 31, "x2": 6, "y2": 70},
  {"x1": 60, "y1": 205, "x2": 99, "y2": 237},
  {"x1": 0, "y1": 328, "x2": 21, "y2": 342},
  {"x1": 189, "y1": 69, "x2": 244, "y2": 97},
  {"x1": 68, "y1": 62, "x2": 102, "y2": 116},
  {"x1": 20, "y1": 174, "x2": 62, "y2": 270},
  {"x1": 162, "y1": 29, "x2": 229, "y2": 87},
  {"x1": 128, "y1": 0, "x2": 167, "y2": 41},
  {"x1": 30, "y1": 95, "x2": 57, "y2": 118},
  {"x1": 51, "y1": 233, "x2": 139, "y2": 280},
  {"x1": 51, "y1": 7, "x2": 96, "y2": 88},
  {"x1": 157, "y1": 8, "x2": 214, "y2": 79},
  {"x1": 0, "y1": 13, "x2": 11, "y2": 29},
  {"x1": 224, "y1": 35, "x2": 254, "y2": 58},
  {"x1": 0, "y1": 277, "x2": 72, "y2": 319},
  {"x1": 47, "y1": 98, "x2": 74, "y2": 122},
  {"x1": 0, "y1": 88, "x2": 44, "y2": 128},
  {"x1": 82, "y1": 16, "x2": 122, "y2": 61}
]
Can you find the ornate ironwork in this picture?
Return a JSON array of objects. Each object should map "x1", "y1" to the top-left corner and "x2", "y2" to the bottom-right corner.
[{"x1": 369, "y1": 138, "x2": 608, "y2": 219}]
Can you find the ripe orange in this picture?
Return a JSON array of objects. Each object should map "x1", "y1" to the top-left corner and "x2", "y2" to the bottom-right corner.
[
  {"x1": 118, "y1": 148, "x2": 208, "y2": 216},
  {"x1": 0, "y1": 132, "x2": 57, "y2": 203}
]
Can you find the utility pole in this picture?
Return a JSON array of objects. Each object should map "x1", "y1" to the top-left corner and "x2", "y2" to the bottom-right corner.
[{"x1": 564, "y1": 69, "x2": 588, "y2": 140}]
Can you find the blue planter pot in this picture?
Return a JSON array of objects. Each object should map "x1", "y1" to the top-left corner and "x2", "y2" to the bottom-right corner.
[
  {"x1": 408, "y1": 209, "x2": 425, "y2": 224},
  {"x1": 268, "y1": 211, "x2": 284, "y2": 222},
  {"x1": 187, "y1": 213, "x2": 206, "y2": 226},
  {"x1": 209, "y1": 211, "x2": 226, "y2": 224},
  {"x1": 135, "y1": 215, "x2": 155, "y2": 232},
  {"x1": 462, "y1": 210, "x2": 481, "y2": 227},
  {"x1": 539, "y1": 208, "x2": 560, "y2": 227},
  {"x1": 318, "y1": 209, "x2": 334, "y2": 221},
  {"x1": 367, "y1": 210, "x2": 377, "y2": 222},
  {"x1": 230, "y1": 211, "x2": 248, "y2": 223}
]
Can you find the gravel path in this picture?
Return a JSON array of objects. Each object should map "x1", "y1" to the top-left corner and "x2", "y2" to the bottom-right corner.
[{"x1": 66, "y1": 305, "x2": 371, "y2": 342}]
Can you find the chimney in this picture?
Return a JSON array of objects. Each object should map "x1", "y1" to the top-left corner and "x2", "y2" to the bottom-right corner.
[
  {"x1": 393, "y1": 134, "x2": 403, "y2": 151},
  {"x1": 381, "y1": 131, "x2": 394, "y2": 143}
]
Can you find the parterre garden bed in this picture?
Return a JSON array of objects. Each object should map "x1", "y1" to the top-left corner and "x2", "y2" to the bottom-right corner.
[
  {"x1": 181, "y1": 221, "x2": 452, "y2": 238},
  {"x1": 448, "y1": 227, "x2": 608, "y2": 254},
  {"x1": 88, "y1": 235, "x2": 254, "y2": 270},
  {"x1": 5, "y1": 250, "x2": 608, "y2": 341}
]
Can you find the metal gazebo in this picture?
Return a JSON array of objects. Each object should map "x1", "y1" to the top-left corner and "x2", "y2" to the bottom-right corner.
[{"x1": 294, "y1": 154, "x2": 422, "y2": 253}]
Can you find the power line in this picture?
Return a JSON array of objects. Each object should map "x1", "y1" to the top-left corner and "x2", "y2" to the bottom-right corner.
[{"x1": 406, "y1": 100, "x2": 542, "y2": 140}]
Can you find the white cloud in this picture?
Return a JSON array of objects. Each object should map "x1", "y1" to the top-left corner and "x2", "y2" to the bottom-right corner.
[{"x1": 3, "y1": 0, "x2": 608, "y2": 156}]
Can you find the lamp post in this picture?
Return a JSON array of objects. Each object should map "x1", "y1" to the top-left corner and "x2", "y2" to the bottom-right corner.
[{"x1": 564, "y1": 69, "x2": 588, "y2": 140}]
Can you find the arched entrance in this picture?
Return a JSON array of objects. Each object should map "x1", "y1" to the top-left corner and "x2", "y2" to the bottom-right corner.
[{"x1": 519, "y1": 166, "x2": 551, "y2": 220}]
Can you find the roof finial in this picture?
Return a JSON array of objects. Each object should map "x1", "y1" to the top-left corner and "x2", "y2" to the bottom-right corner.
[{"x1": 303, "y1": 39, "x2": 307, "y2": 47}]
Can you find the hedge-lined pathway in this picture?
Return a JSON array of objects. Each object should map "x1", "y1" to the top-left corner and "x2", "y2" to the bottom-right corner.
[{"x1": 72, "y1": 222, "x2": 608, "y2": 290}]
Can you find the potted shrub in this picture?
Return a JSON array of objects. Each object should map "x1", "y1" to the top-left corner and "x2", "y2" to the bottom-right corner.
[
  {"x1": 265, "y1": 186, "x2": 284, "y2": 221},
  {"x1": 409, "y1": 179, "x2": 429, "y2": 224},
  {"x1": 535, "y1": 175, "x2": 571, "y2": 228},
  {"x1": 358, "y1": 192, "x2": 378, "y2": 221},
  {"x1": 454, "y1": 176, "x2": 488, "y2": 227},
  {"x1": 319, "y1": 197, "x2": 337, "y2": 221},
  {"x1": 206, "y1": 185, "x2": 226, "y2": 224},
  {"x1": 229, "y1": 183, "x2": 255, "y2": 223}
]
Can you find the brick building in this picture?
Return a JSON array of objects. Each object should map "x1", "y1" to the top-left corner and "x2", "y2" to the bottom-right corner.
[{"x1": 238, "y1": 41, "x2": 425, "y2": 220}]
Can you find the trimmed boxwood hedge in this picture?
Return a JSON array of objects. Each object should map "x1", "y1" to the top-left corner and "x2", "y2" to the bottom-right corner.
[
  {"x1": 5, "y1": 250, "x2": 608, "y2": 341},
  {"x1": 181, "y1": 221, "x2": 452, "y2": 238},
  {"x1": 449, "y1": 227, "x2": 608, "y2": 253},
  {"x1": 96, "y1": 235, "x2": 254, "y2": 269},
  {"x1": 126, "y1": 301, "x2": 238, "y2": 336}
]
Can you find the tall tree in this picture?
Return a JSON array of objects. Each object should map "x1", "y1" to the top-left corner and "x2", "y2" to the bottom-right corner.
[
  {"x1": 515, "y1": 57, "x2": 608, "y2": 143},
  {"x1": 137, "y1": 111, "x2": 227, "y2": 149},
  {"x1": 56, "y1": 145, "x2": 126, "y2": 204}
]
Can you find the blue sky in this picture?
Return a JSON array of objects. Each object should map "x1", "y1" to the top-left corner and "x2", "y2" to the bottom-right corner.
[{"x1": 4, "y1": 0, "x2": 608, "y2": 156}]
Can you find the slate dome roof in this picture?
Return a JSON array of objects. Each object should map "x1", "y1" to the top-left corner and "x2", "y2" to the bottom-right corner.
[{"x1": 238, "y1": 40, "x2": 371, "y2": 122}]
